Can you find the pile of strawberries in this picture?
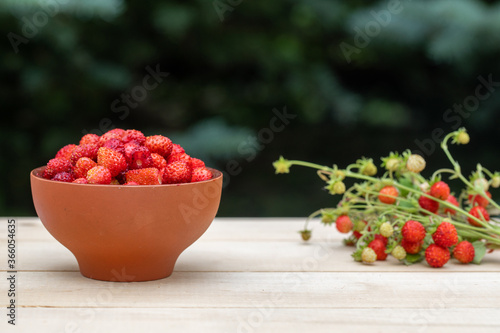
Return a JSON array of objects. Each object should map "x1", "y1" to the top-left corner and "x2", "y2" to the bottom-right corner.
[{"x1": 41, "y1": 128, "x2": 213, "y2": 185}]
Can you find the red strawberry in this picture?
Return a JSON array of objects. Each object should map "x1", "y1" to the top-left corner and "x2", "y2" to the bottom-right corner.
[
  {"x1": 418, "y1": 193, "x2": 439, "y2": 214},
  {"x1": 430, "y1": 181, "x2": 450, "y2": 200},
  {"x1": 98, "y1": 129, "x2": 124, "y2": 146},
  {"x1": 70, "y1": 144, "x2": 99, "y2": 164},
  {"x1": 124, "y1": 181, "x2": 139, "y2": 185},
  {"x1": 55, "y1": 144, "x2": 77, "y2": 160},
  {"x1": 52, "y1": 172, "x2": 74, "y2": 182},
  {"x1": 86, "y1": 166, "x2": 112, "y2": 184},
  {"x1": 74, "y1": 157, "x2": 97, "y2": 179},
  {"x1": 125, "y1": 168, "x2": 161, "y2": 185},
  {"x1": 43, "y1": 158, "x2": 73, "y2": 179},
  {"x1": 425, "y1": 244, "x2": 450, "y2": 268},
  {"x1": 453, "y1": 241, "x2": 475, "y2": 264},
  {"x1": 469, "y1": 191, "x2": 492, "y2": 208},
  {"x1": 378, "y1": 185, "x2": 398, "y2": 204},
  {"x1": 374, "y1": 234, "x2": 388, "y2": 247},
  {"x1": 401, "y1": 238, "x2": 423, "y2": 254},
  {"x1": 335, "y1": 215, "x2": 353, "y2": 233},
  {"x1": 191, "y1": 167, "x2": 212, "y2": 182},
  {"x1": 97, "y1": 147, "x2": 127, "y2": 177},
  {"x1": 162, "y1": 161, "x2": 192, "y2": 184},
  {"x1": 368, "y1": 239, "x2": 388, "y2": 260},
  {"x1": 145, "y1": 135, "x2": 173, "y2": 157},
  {"x1": 191, "y1": 158, "x2": 205, "y2": 169},
  {"x1": 127, "y1": 146, "x2": 153, "y2": 170},
  {"x1": 167, "y1": 153, "x2": 192, "y2": 165},
  {"x1": 122, "y1": 129, "x2": 146, "y2": 144},
  {"x1": 101, "y1": 138, "x2": 125, "y2": 156},
  {"x1": 73, "y1": 177, "x2": 88, "y2": 184},
  {"x1": 443, "y1": 194, "x2": 459, "y2": 215},
  {"x1": 80, "y1": 134, "x2": 100, "y2": 146},
  {"x1": 171, "y1": 143, "x2": 185, "y2": 155},
  {"x1": 432, "y1": 222, "x2": 458, "y2": 248},
  {"x1": 151, "y1": 153, "x2": 167, "y2": 170},
  {"x1": 468, "y1": 206, "x2": 490, "y2": 227},
  {"x1": 401, "y1": 220, "x2": 426, "y2": 243}
]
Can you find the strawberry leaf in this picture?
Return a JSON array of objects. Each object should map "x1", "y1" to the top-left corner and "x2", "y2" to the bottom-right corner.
[
  {"x1": 472, "y1": 241, "x2": 486, "y2": 265},
  {"x1": 403, "y1": 253, "x2": 423, "y2": 265}
]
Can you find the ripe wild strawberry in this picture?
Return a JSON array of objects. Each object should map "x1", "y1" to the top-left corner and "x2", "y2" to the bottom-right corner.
[
  {"x1": 443, "y1": 194, "x2": 459, "y2": 215},
  {"x1": 469, "y1": 191, "x2": 492, "y2": 208},
  {"x1": 171, "y1": 143, "x2": 185, "y2": 155},
  {"x1": 418, "y1": 193, "x2": 439, "y2": 214},
  {"x1": 80, "y1": 134, "x2": 100, "y2": 146},
  {"x1": 55, "y1": 144, "x2": 77, "y2": 160},
  {"x1": 70, "y1": 144, "x2": 99, "y2": 164},
  {"x1": 97, "y1": 147, "x2": 127, "y2": 177},
  {"x1": 191, "y1": 158, "x2": 205, "y2": 169},
  {"x1": 87, "y1": 166, "x2": 112, "y2": 184},
  {"x1": 73, "y1": 177, "x2": 88, "y2": 184},
  {"x1": 368, "y1": 239, "x2": 387, "y2": 261},
  {"x1": 151, "y1": 153, "x2": 167, "y2": 170},
  {"x1": 122, "y1": 129, "x2": 146, "y2": 144},
  {"x1": 43, "y1": 158, "x2": 73, "y2": 179},
  {"x1": 145, "y1": 135, "x2": 173, "y2": 157},
  {"x1": 127, "y1": 146, "x2": 153, "y2": 170},
  {"x1": 162, "y1": 161, "x2": 192, "y2": 184},
  {"x1": 125, "y1": 168, "x2": 162, "y2": 185},
  {"x1": 98, "y1": 129, "x2": 125, "y2": 146},
  {"x1": 430, "y1": 181, "x2": 450, "y2": 200},
  {"x1": 361, "y1": 247, "x2": 377, "y2": 264},
  {"x1": 52, "y1": 172, "x2": 74, "y2": 182},
  {"x1": 124, "y1": 181, "x2": 139, "y2": 185},
  {"x1": 167, "y1": 153, "x2": 192, "y2": 165},
  {"x1": 191, "y1": 167, "x2": 213, "y2": 182},
  {"x1": 468, "y1": 206, "x2": 490, "y2": 227},
  {"x1": 378, "y1": 185, "x2": 398, "y2": 204},
  {"x1": 401, "y1": 239, "x2": 423, "y2": 254},
  {"x1": 374, "y1": 234, "x2": 388, "y2": 247},
  {"x1": 101, "y1": 138, "x2": 125, "y2": 156},
  {"x1": 335, "y1": 215, "x2": 353, "y2": 233},
  {"x1": 425, "y1": 244, "x2": 450, "y2": 268},
  {"x1": 432, "y1": 222, "x2": 458, "y2": 248},
  {"x1": 406, "y1": 154, "x2": 426, "y2": 173},
  {"x1": 74, "y1": 157, "x2": 97, "y2": 179},
  {"x1": 401, "y1": 220, "x2": 426, "y2": 243},
  {"x1": 453, "y1": 241, "x2": 475, "y2": 264}
]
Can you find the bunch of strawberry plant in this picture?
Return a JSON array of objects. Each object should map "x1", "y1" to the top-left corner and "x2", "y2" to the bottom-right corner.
[{"x1": 273, "y1": 129, "x2": 500, "y2": 267}]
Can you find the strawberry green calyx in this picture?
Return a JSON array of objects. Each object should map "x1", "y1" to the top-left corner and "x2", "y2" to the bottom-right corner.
[{"x1": 273, "y1": 156, "x2": 293, "y2": 174}]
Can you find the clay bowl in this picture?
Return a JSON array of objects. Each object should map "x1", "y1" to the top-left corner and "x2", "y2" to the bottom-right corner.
[{"x1": 30, "y1": 166, "x2": 222, "y2": 282}]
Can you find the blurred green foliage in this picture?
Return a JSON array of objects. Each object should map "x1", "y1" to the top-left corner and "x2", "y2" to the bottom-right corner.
[{"x1": 1, "y1": 0, "x2": 500, "y2": 216}]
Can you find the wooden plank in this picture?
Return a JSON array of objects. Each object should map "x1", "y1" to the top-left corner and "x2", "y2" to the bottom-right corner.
[
  {"x1": 1, "y1": 271, "x2": 499, "y2": 308},
  {"x1": 1, "y1": 308, "x2": 500, "y2": 333},
  {"x1": 3, "y1": 238, "x2": 500, "y2": 273}
]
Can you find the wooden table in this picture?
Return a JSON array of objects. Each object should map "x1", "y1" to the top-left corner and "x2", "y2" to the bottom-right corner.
[{"x1": 2, "y1": 217, "x2": 500, "y2": 332}]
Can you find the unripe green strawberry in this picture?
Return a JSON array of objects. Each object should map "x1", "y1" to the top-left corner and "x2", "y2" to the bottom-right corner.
[
  {"x1": 425, "y1": 244, "x2": 450, "y2": 268},
  {"x1": 406, "y1": 154, "x2": 426, "y2": 173},
  {"x1": 300, "y1": 230, "x2": 311, "y2": 241},
  {"x1": 456, "y1": 131, "x2": 470, "y2": 144},
  {"x1": 432, "y1": 222, "x2": 458, "y2": 248},
  {"x1": 392, "y1": 245, "x2": 406, "y2": 260},
  {"x1": 379, "y1": 222, "x2": 394, "y2": 237},
  {"x1": 453, "y1": 241, "x2": 475, "y2": 264},
  {"x1": 361, "y1": 247, "x2": 377, "y2": 264},
  {"x1": 491, "y1": 175, "x2": 500, "y2": 188}
]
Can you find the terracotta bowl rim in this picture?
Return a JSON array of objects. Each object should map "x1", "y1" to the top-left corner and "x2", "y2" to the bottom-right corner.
[{"x1": 30, "y1": 166, "x2": 223, "y2": 188}]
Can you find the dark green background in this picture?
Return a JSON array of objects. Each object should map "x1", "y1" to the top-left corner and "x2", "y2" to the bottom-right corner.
[{"x1": 1, "y1": 0, "x2": 500, "y2": 217}]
